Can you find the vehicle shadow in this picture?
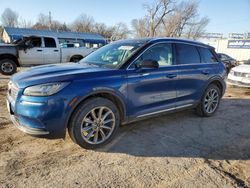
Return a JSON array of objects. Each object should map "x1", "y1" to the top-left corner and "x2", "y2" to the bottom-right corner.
[{"x1": 98, "y1": 98, "x2": 250, "y2": 160}]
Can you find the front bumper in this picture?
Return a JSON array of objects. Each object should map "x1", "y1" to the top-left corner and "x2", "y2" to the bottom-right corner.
[
  {"x1": 6, "y1": 88, "x2": 73, "y2": 137},
  {"x1": 227, "y1": 74, "x2": 250, "y2": 88},
  {"x1": 227, "y1": 79, "x2": 250, "y2": 88},
  {"x1": 10, "y1": 114, "x2": 49, "y2": 135}
]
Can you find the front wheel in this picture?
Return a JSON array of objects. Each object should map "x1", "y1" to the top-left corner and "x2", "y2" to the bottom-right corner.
[
  {"x1": 196, "y1": 84, "x2": 221, "y2": 117},
  {"x1": 68, "y1": 97, "x2": 120, "y2": 149},
  {"x1": 0, "y1": 59, "x2": 17, "y2": 75}
]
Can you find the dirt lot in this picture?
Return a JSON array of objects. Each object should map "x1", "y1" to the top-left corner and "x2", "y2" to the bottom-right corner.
[{"x1": 0, "y1": 75, "x2": 250, "y2": 188}]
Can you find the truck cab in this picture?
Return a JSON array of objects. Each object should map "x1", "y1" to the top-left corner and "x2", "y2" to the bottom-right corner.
[{"x1": 0, "y1": 35, "x2": 95, "y2": 75}]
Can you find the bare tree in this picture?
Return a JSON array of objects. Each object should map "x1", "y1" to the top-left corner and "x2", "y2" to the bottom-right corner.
[
  {"x1": 33, "y1": 13, "x2": 50, "y2": 30},
  {"x1": 144, "y1": 0, "x2": 174, "y2": 37},
  {"x1": 71, "y1": 14, "x2": 94, "y2": 33},
  {"x1": 132, "y1": 0, "x2": 209, "y2": 39},
  {"x1": 1, "y1": 8, "x2": 19, "y2": 27},
  {"x1": 131, "y1": 18, "x2": 150, "y2": 37},
  {"x1": 33, "y1": 13, "x2": 69, "y2": 31},
  {"x1": 163, "y1": 1, "x2": 198, "y2": 37},
  {"x1": 110, "y1": 22, "x2": 130, "y2": 41},
  {"x1": 18, "y1": 17, "x2": 33, "y2": 28},
  {"x1": 185, "y1": 17, "x2": 209, "y2": 39}
]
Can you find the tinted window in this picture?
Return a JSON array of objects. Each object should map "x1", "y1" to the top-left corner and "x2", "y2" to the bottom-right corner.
[
  {"x1": 44, "y1": 37, "x2": 56, "y2": 48},
  {"x1": 176, "y1": 43, "x2": 200, "y2": 64},
  {"x1": 134, "y1": 43, "x2": 173, "y2": 68},
  {"x1": 219, "y1": 54, "x2": 230, "y2": 61},
  {"x1": 199, "y1": 47, "x2": 217, "y2": 63}
]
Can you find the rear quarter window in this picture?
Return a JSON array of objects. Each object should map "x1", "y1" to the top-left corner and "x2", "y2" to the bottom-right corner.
[
  {"x1": 199, "y1": 47, "x2": 218, "y2": 63},
  {"x1": 175, "y1": 43, "x2": 200, "y2": 64}
]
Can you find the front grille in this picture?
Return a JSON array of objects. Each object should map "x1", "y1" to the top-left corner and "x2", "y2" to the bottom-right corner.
[
  {"x1": 233, "y1": 71, "x2": 248, "y2": 77},
  {"x1": 8, "y1": 81, "x2": 19, "y2": 101}
]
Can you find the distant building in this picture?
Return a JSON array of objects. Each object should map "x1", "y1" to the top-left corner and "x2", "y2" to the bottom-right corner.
[
  {"x1": 199, "y1": 33, "x2": 250, "y2": 61},
  {"x1": 2, "y1": 27, "x2": 107, "y2": 48}
]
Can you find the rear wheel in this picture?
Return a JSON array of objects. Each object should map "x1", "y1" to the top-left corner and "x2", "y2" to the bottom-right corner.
[
  {"x1": 0, "y1": 59, "x2": 17, "y2": 75},
  {"x1": 68, "y1": 97, "x2": 120, "y2": 149},
  {"x1": 196, "y1": 84, "x2": 221, "y2": 117},
  {"x1": 70, "y1": 56, "x2": 83, "y2": 62}
]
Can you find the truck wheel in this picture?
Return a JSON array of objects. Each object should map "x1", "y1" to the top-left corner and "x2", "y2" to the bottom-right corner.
[
  {"x1": 70, "y1": 56, "x2": 83, "y2": 63},
  {"x1": 0, "y1": 59, "x2": 17, "y2": 75},
  {"x1": 68, "y1": 97, "x2": 120, "y2": 149}
]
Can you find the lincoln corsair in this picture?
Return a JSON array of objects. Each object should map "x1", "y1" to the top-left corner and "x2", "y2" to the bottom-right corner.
[{"x1": 6, "y1": 38, "x2": 226, "y2": 149}]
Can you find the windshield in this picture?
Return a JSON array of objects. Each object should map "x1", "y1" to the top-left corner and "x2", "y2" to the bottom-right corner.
[{"x1": 80, "y1": 41, "x2": 146, "y2": 69}]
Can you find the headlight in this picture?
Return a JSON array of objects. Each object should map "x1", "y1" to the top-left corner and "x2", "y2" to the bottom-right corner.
[
  {"x1": 23, "y1": 82, "x2": 70, "y2": 96},
  {"x1": 246, "y1": 73, "x2": 250, "y2": 78}
]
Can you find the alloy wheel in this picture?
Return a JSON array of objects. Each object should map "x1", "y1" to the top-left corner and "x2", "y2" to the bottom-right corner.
[
  {"x1": 80, "y1": 106, "x2": 116, "y2": 145},
  {"x1": 204, "y1": 88, "x2": 219, "y2": 113}
]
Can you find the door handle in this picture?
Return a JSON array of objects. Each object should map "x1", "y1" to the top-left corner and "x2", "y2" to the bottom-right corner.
[
  {"x1": 54, "y1": 50, "x2": 59, "y2": 52},
  {"x1": 166, "y1": 73, "x2": 177, "y2": 78},
  {"x1": 202, "y1": 70, "x2": 210, "y2": 75},
  {"x1": 37, "y1": 49, "x2": 43, "y2": 52}
]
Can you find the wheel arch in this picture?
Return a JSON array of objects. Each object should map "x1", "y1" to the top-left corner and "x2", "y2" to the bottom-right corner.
[
  {"x1": 64, "y1": 90, "x2": 127, "y2": 133},
  {"x1": 0, "y1": 54, "x2": 20, "y2": 67},
  {"x1": 207, "y1": 76, "x2": 226, "y2": 96},
  {"x1": 69, "y1": 55, "x2": 84, "y2": 62}
]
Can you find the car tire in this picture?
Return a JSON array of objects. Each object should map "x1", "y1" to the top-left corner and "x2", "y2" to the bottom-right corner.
[
  {"x1": 0, "y1": 59, "x2": 17, "y2": 75},
  {"x1": 196, "y1": 84, "x2": 221, "y2": 117},
  {"x1": 68, "y1": 97, "x2": 120, "y2": 149}
]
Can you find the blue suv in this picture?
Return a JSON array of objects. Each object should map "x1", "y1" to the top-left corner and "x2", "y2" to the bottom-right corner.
[{"x1": 6, "y1": 38, "x2": 226, "y2": 149}]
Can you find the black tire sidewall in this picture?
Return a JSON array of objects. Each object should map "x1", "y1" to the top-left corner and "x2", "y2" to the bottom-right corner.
[
  {"x1": 0, "y1": 59, "x2": 17, "y2": 75},
  {"x1": 201, "y1": 84, "x2": 221, "y2": 117},
  {"x1": 69, "y1": 97, "x2": 120, "y2": 149}
]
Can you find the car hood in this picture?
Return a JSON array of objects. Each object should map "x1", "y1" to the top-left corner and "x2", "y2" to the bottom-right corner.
[
  {"x1": 11, "y1": 63, "x2": 110, "y2": 88},
  {"x1": 232, "y1": 65, "x2": 250, "y2": 73}
]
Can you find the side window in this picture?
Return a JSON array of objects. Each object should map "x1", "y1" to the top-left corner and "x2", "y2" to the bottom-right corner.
[
  {"x1": 176, "y1": 43, "x2": 200, "y2": 64},
  {"x1": 26, "y1": 37, "x2": 42, "y2": 47},
  {"x1": 134, "y1": 43, "x2": 173, "y2": 68},
  {"x1": 199, "y1": 47, "x2": 218, "y2": 63},
  {"x1": 220, "y1": 54, "x2": 228, "y2": 61},
  {"x1": 44, "y1": 37, "x2": 56, "y2": 48}
]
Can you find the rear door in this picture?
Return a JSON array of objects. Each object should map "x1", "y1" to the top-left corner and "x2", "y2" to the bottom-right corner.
[
  {"x1": 43, "y1": 37, "x2": 61, "y2": 64},
  {"x1": 174, "y1": 43, "x2": 217, "y2": 107},
  {"x1": 127, "y1": 43, "x2": 177, "y2": 118}
]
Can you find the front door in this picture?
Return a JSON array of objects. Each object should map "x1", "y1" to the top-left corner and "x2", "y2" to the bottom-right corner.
[
  {"x1": 18, "y1": 37, "x2": 44, "y2": 65},
  {"x1": 127, "y1": 43, "x2": 177, "y2": 118}
]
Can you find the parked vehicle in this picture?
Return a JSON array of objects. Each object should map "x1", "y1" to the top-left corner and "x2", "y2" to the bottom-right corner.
[
  {"x1": 6, "y1": 38, "x2": 226, "y2": 149},
  {"x1": 217, "y1": 53, "x2": 237, "y2": 73},
  {"x1": 227, "y1": 61, "x2": 250, "y2": 88},
  {"x1": 0, "y1": 36, "x2": 94, "y2": 75}
]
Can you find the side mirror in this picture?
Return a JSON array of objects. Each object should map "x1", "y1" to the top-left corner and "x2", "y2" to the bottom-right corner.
[{"x1": 140, "y1": 59, "x2": 159, "y2": 69}]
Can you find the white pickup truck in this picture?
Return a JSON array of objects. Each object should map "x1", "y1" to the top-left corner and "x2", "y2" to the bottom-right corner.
[{"x1": 0, "y1": 36, "x2": 94, "y2": 75}]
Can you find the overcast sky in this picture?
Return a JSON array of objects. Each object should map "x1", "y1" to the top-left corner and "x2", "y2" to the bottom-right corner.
[{"x1": 0, "y1": 0, "x2": 249, "y2": 34}]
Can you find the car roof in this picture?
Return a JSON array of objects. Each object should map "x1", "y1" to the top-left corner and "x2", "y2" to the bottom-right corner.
[{"x1": 115, "y1": 37, "x2": 214, "y2": 49}]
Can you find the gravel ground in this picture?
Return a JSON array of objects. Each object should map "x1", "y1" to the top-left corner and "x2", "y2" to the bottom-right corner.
[{"x1": 0, "y1": 74, "x2": 250, "y2": 188}]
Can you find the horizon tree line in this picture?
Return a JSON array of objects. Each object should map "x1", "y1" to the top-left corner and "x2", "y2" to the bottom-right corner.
[{"x1": 0, "y1": 0, "x2": 209, "y2": 41}]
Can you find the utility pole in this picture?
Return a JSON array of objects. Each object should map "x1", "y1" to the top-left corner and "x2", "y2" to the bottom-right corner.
[{"x1": 49, "y1": 11, "x2": 52, "y2": 30}]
